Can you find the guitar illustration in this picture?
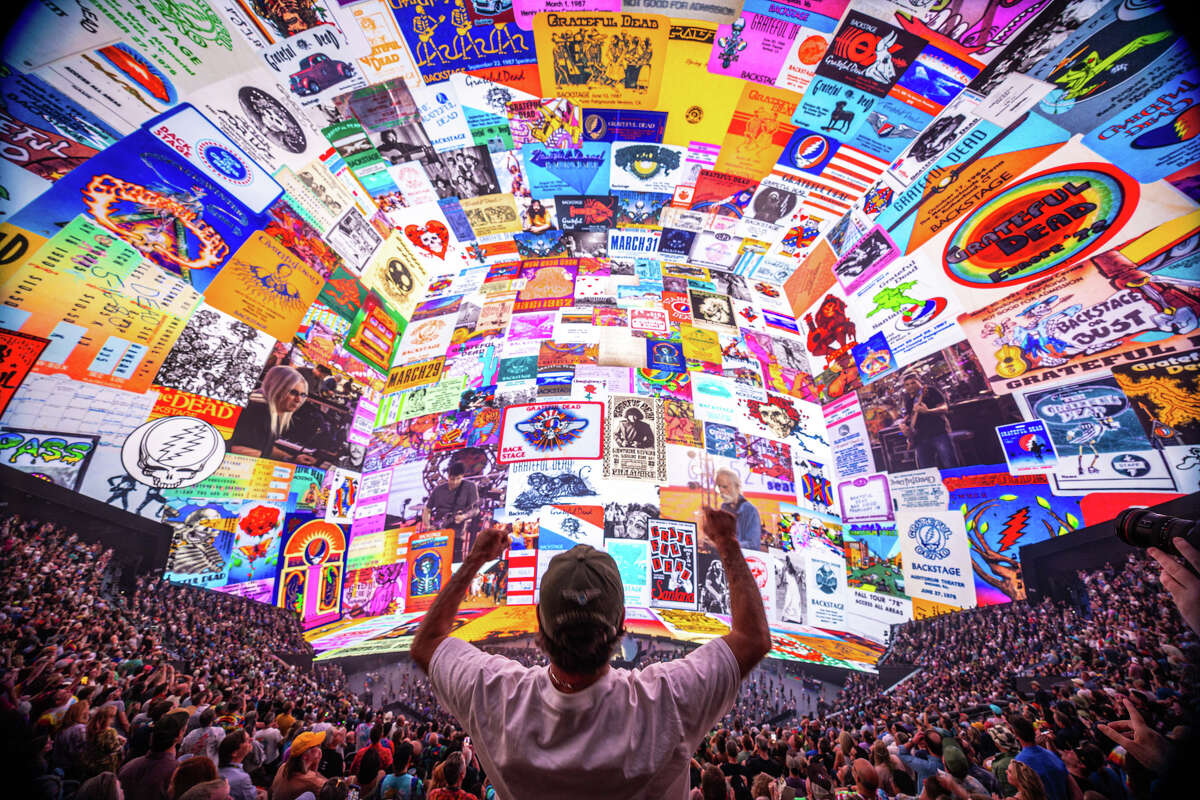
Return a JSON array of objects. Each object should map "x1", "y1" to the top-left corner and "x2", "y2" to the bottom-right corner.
[
  {"x1": 993, "y1": 324, "x2": 1029, "y2": 379},
  {"x1": 1138, "y1": 401, "x2": 1178, "y2": 444}
]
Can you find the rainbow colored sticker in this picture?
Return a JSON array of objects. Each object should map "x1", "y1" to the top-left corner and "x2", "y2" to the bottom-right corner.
[{"x1": 943, "y1": 164, "x2": 1138, "y2": 287}]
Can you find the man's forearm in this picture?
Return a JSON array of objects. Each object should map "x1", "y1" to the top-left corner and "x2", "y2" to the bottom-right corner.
[
  {"x1": 719, "y1": 541, "x2": 767, "y2": 634},
  {"x1": 411, "y1": 554, "x2": 485, "y2": 671},
  {"x1": 717, "y1": 539, "x2": 770, "y2": 672}
]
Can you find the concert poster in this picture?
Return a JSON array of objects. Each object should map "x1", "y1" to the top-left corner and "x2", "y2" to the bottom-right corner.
[
  {"x1": 604, "y1": 394, "x2": 667, "y2": 482},
  {"x1": 533, "y1": 13, "x2": 669, "y2": 110},
  {"x1": 648, "y1": 517, "x2": 698, "y2": 610},
  {"x1": 405, "y1": 529, "x2": 454, "y2": 613}
]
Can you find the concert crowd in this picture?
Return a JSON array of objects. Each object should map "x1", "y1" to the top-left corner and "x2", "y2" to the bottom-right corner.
[
  {"x1": 362, "y1": 645, "x2": 801, "y2": 736},
  {"x1": 1, "y1": 513, "x2": 1195, "y2": 800}
]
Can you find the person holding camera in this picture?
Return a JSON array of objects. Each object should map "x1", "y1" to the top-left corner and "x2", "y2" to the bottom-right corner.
[{"x1": 1148, "y1": 536, "x2": 1200, "y2": 635}]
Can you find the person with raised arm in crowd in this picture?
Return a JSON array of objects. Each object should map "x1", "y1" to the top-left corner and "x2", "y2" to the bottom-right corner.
[{"x1": 411, "y1": 506, "x2": 772, "y2": 798}]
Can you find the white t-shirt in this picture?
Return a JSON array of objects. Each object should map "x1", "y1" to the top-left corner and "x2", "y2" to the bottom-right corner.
[
  {"x1": 428, "y1": 635, "x2": 741, "y2": 800},
  {"x1": 181, "y1": 724, "x2": 225, "y2": 763},
  {"x1": 255, "y1": 727, "x2": 284, "y2": 764}
]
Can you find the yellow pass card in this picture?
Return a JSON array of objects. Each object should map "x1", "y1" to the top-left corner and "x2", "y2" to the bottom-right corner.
[
  {"x1": 714, "y1": 84, "x2": 800, "y2": 180},
  {"x1": 203, "y1": 232, "x2": 325, "y2": 342},
  {"x1": 680, "y1": 324, "x2": 722, "y2": 365},
  {"x1": 660, "y1": 19, "x2": 743, "y2": 148}
]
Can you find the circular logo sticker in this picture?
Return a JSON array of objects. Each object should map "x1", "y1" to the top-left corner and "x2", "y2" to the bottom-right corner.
[
  {"x1": 789, "y1": 134, "x2": 831, "y2": 171},
  {"x1": 907, "y1": 516, "x2": 952, "y2": 561},
  {"x1": 198, "y1": 140, "x2": 252, "y2": 185},
  {"x1": 943, "y1": 163, "x2": 1138, "y2": 287},
  {"x1": 797, "y1": 35, "x2": 828, "y2": 65},
  {"x1": 815, "y1": 563, "x2": 838, "y2": 594},
  {"x1": 304, "y1": 536, "x2": 329, "y2": 564},
  {"x1": 1111, "y1": 453, "x2": 1151, "y2": 477},
  {"x1": 895, "y1": 296, "x2": 947, "y2": 330},
  {"x1": 584, "y1": 113, "x2": 607, "y2": 139},
  {"x1": 121, "y1": 416, "x2": 226, "y2": 489},
  {"x1": 287, "y1": 519, "x2": 344, "y2": 564}
]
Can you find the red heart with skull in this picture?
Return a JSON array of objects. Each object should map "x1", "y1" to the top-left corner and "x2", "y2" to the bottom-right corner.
[{"x1": 404, "y1": 220, "x2": 449, "y2": 259}]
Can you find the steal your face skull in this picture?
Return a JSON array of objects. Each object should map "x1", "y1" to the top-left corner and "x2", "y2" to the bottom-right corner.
[{"x1": 133, "y1": 417, "x2": 224, "y2": 488}]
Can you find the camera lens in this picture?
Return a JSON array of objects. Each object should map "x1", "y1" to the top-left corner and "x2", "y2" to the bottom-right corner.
[{"x1": 1115, "y1": 508, "x2": 1199, "y2": 554}]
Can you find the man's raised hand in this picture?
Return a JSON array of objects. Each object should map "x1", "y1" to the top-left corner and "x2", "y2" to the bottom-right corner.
[
  {"x1": 468, "y1": 524, "x2": 512, "y2": 564},
  {"x1": 700, "y1": 506, "x2": 737, "y2": 550}
]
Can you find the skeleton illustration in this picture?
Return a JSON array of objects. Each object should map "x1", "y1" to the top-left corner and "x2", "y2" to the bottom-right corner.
[
  {"x1": 993, "y1": 295, "x2": 1081, "y2": 372},
  {"x1": 412, "y1": 554, "x2": 441, "y2": 596},
  {"x1": 1064, "y1": 417, "x2": 1118, "y2": 475},
  {"x1": 716, "y1": 17, "x2": 748, "y2": 69},
  {"x1": 165, "y1": 509, "x2": 225, "y2": 575}
]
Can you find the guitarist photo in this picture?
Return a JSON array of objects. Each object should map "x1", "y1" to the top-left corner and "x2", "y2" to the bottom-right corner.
[
  {"x1": 899, "y1": 372, "x2": 959, "y2": 470},
  {"x1": 421, "y1": 462, "x2": 480, "y2": 559}
]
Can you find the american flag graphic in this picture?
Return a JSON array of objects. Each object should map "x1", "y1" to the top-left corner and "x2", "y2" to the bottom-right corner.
[{"x1": 772, "y1": 142, "x2": 890, "y2": 219}]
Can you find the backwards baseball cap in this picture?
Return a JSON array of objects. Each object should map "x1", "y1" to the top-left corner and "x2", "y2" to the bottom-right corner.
[
  {"x1": 537, "y1": 545, "x2": 625, "y2": 642},
  {"x1": 942, "y1": 746, "x2": 969, "y2": 778}
]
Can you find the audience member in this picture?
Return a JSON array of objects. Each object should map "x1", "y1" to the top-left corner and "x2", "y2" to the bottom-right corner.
[{"x1": 271, "y1": 731, "x2": 328, "y2": 800}]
